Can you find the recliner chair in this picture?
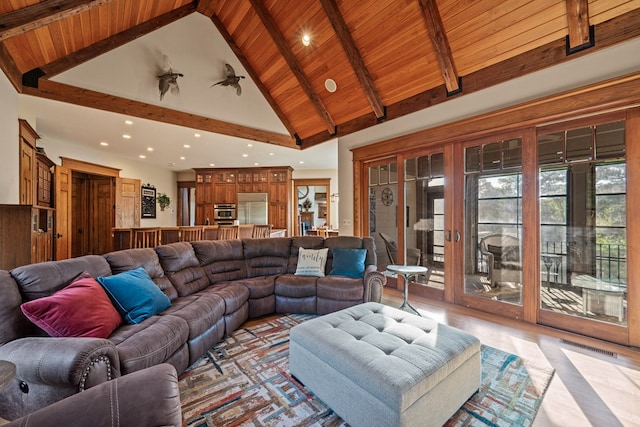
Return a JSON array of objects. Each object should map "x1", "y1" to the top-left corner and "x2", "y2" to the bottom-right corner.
[{"x1": 4, "y1": 364, "x2": 182, "y2": 427}]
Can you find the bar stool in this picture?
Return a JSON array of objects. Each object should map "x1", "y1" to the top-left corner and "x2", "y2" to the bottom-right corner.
[
  {"x1": 179, "y1": 226, "x2": 204, "y2": 242},
  {"x1": 217, "y1": 225, "x2": 239, "y2": 240},
  {"x1": 132, "y1": 228, "x2": 160, "y2": 248},
  {"x1": 252, "y1": 224, "x2": 272, "y2": 238}
]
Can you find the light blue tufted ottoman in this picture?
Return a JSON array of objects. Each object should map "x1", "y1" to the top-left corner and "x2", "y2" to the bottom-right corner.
[{"x1": 289, "y1": 302, "x2": 481, "y2": 427}]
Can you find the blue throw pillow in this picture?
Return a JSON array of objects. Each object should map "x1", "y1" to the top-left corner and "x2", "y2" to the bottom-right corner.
[
  {"x1": 97, "y1": 267, "x2": 171, "y2": 324},
  {"x1": 329, "y1": 248, "x2": 367, "y2": 278}
]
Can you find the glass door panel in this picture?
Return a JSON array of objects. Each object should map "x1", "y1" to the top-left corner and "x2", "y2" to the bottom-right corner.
[
  {"x1": 368, "y1": 162, "x2": 398, "y2": 271},
  {"x1": 463, "y1": 139, "x2": 523, "y2": 305},
  {"x1": 539, "y1": 121, "x2": 627, "y2": 326},
  {"x1": 404, "y1": 153, "x2": 445, "y2": 289}
]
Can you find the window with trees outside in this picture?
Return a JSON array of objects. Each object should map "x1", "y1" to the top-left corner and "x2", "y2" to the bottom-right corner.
[{"x1": 538, "y1": 120, "x2": 627, "y2": 325}]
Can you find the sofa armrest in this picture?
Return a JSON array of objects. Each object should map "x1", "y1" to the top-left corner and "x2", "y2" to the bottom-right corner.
[
  {"x1": 5, "y1": 363, "x2": 182, "y2": 427},
  {"x1": 0, "y1": 337, "x2": 120, "y2": 420},
  {"x1": 363, "y1": 265, "x2": 386, "y2": 303}
]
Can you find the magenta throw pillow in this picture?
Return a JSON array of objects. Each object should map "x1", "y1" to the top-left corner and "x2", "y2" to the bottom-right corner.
[{"x1": 20, "y1": 273, "x2": 122, "y2": 338}]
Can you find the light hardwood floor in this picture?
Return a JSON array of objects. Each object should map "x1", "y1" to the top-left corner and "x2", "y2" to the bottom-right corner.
[{"x1": 381, "y1": 288, "x2": 640, "y2": 427}]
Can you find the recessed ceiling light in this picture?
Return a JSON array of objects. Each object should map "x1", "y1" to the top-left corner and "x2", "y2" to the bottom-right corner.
[
  {"x1": 254, "y1": 162, "x2": 259, "y2": 166},
  {"x1": 183, "y1": 144, "x2": 190, "y2": 148},
  {"x1": 139, "y1": 155, "x2": 146, "y2": 159},
  {"x1": 99, "y1": 141, "x2": 109, "y2": 146},
  {"x1": 299, "y1": 161, "x2": 304, "y2": 164},
  {"x1": 194, "y1": 133, "x2": 201, "y2": 138},
  {"x1": 209, "y1": 163, "x2": 215, "y2": 166},
  {"x1": 180, "y1": 156, "x2": 185, "y2": 160},
  {"x1": 247, "y1": 143, "x2": 253, "y2": 148},
  {"x1": 242, "y1": 154, "x2": 248, "y2": 158},
  {"x1": 302, "y1": 34, "x2": 311, "y2": 46},
  {"x1": 168, "y1": 162, "x2": 175, "y2": 167},
  {"x1": 147, "y1": 147, "x2": 154, "y2": 151},
  {"x1": 325, "y1": 78, "x2": 337, "y2": 93},
  {"x1": 124, "y1": 120, "x2": 133, "y2": 125},
  {"x1": 269, "y1": 152, "x2": 274, "y2": 156},
  {"x1": 122, "y1": 134, "x2": 131, "y2": 139}
]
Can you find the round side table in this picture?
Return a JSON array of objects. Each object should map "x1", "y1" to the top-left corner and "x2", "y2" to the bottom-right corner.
[{"x1": 386, "y1": 264, "x2": 428, "y2": 316}]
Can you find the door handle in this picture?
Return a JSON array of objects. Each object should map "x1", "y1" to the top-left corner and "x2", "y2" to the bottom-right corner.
[
  {"x1": 455, "y1": 231, "x2": 461, "y2": 242},
  {"x1": 55, "y1": 233, "x2": 63, "y2": 239},
  {"x1": 446, "y1": 230, "x2": 452, "y2": 242}
]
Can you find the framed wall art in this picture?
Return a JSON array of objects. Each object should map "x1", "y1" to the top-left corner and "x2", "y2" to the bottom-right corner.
[{"x1": 141, "y1": 184, "x2": 156, "y2": 218}]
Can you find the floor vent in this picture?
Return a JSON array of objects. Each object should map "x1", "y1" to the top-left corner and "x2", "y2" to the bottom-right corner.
[{"x1": 560, "y1": 339, "x2": 617, "y2": 358}]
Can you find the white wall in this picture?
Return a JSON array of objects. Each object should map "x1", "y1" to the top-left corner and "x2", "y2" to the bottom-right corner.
[
  {"x1": 33, "y1": 133, "x2": 178, "y2": 227},
  {"x1": 337, "y1": 38, "x2": 640, "y2": 236},
  {"x1": 0, "y1": 71, "x2": 20, "y2": 204}
]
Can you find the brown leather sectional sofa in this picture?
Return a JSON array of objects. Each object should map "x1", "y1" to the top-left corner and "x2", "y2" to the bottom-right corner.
[{"x1": 0, "y1": 235, "x2": 385, "y2": 420}]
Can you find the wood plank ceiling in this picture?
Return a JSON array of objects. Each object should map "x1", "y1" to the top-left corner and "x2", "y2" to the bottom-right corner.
[{"x1": 0, "y1": 0, "x2": 639, "y2": 150}]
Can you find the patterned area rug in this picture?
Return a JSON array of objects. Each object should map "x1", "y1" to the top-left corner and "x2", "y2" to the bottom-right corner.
[{"x1": 179, "y1": 314, "x2": 554, "y2": 427}]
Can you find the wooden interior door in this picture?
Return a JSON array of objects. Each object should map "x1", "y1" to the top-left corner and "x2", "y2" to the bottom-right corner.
[
  {"x1": 91, "y1": 178, "x2": 114, "y2": 254},
  {"x1": 115, "y1": 177, "x2": 140, "y2": 228},
  {"x1": 54, "y1": 165, "x2": 71, "y2": 260}
]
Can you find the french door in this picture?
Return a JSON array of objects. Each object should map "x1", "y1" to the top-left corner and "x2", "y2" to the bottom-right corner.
[{"x1": 367, "y1": 147, "x2": 452, "y2": 301}]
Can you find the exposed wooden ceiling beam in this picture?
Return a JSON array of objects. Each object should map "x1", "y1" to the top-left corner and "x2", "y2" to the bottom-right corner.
[
  {"x1": 0, "y1": 0, "x2": 117, "y2": 42},
  {"x1": 0, "y1": 42, "x2": 22, "y2": 91},
  {"x1": 195, "y1": 0, "x2": 218, "y2": 17},
  {"x1": 418, "y1": 0, "x2": 460, "y2": 95},
  {"x1": 24, "y1": 79, "x2": 298, "y2": 148},
  {"x1": 203, "y1": 11, "x2": 297, "y2": 138},
  {"x1": 248, "y1": 0, "x2": 336, "y2": 136},
  {"x1": 320, "y1": 0, "x2": 385, "y2": 120},
  {"x1": 301, "y1": 8, "x2": 640, "y2": 149},
  {"x1": 37, "y1": 3, "x2": 196, "y2": 78},
  {"x1": 565, "y1": 0, "x2": 592, "y2": 51}
]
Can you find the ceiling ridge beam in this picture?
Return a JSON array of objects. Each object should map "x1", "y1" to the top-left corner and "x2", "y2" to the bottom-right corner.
[
  {"x1": 299, "y1": 7, "x2": 640, "y2": 149},
  {"x1": 320, "y1": 0, "x2": 385, "y2": 120},
  {"x1": 248, "y1": 0, "x2": 336, "y2": 136},
  {"x1": 418, "y1": 0, "x2": 461, "y2": 95},
  {"x1": 565, "y1": 0, "x2": 593, "y2": 53},
  {"x1": 24, "y1": 79, "x2": 298, "y2": 149},
  {"x1": 203, "y1": 11, "x2": 298, "y2": 138},
  {"x1": 36, "y1": 3, "x2": 196, "y2": 78},
  {"x1": 0, "y1": 0, "x2": 117, "y2": 42}
]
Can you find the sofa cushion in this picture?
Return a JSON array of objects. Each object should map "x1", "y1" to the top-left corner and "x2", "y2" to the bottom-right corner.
[
  {"x1": 275, "y1": 274, "x2": 317, "y2": 298},
  {"x1": 108, "y1": 314, "x2": 189, "y2": 375},
  {"x1": 191, "y1": 240, "x2": 247, "y2": 284},
  {"x1": 160, "y1": 292, "x2": 225, "y2": 339},
  {"x1": 20, "y1": 273, "x2": 122, "y2": 338},
  {"x1": 243, "y1": 238, "x2": 291, "y2": 277},
  {"x1": 295, "y1": 248, "x2": 329, "y2": 277},
  {"x1": 98, "y1": 268, "x2": 171, "y2": 324},
  {"x1": 316, "y1": 275, "x2": 365, "y2": 301},
  {"x1": 329, "y1": 248, "x2": 367, "y2": 278},
  {"x1": 103, "y1": 248, "x2": 178, "y2": 301},
  {"x1": 11, "y1": 255, "x2": 112, "y2": 301},
  {"x1": 155, "y1": 243, "x2": 209, "y2": 296},
  {"x1": 236, "y1": 276, "x2": 275, "y2": 299},
  {"x1": 200, "y1": 283, "x2": 250, "y2": 314},
  {"x1": 324, "y1": 236, "x2": 376, "y2": 273}
]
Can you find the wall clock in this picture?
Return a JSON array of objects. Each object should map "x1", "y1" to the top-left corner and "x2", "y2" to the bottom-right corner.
[
  {"x1": 381, "y1": 187, "x2": 394, "y2": 206},
  {"x1": 297, "y1": 185, "x2": 309, "y2": 199}
]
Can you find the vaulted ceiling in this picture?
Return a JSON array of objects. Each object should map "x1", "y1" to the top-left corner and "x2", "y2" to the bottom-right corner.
[{"x1": 1, "y1": 0, "x2": 639, "y2": 153}]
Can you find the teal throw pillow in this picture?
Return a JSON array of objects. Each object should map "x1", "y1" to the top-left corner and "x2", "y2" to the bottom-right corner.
[
  {"x1": 98, "y1": 267, "x2": 171, "y2": 324},
  {"x1": 329, "y1": 248, "x2": 367, "y2": 278}
]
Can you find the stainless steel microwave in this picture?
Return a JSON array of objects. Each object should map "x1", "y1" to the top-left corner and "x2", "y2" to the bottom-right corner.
[{"x1": 213, "y1": 204, "x2": 236, "y2": 220}]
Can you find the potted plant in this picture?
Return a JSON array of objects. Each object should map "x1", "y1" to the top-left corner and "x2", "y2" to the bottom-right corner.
[
  {"x1": 157, "y1": 193, "x2": 171, "y2": 211},
  {"x1": 302, "y1": 198, "x2": 312, "y2": 211}
]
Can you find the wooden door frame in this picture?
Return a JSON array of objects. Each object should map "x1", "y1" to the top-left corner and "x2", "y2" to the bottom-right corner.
[{"x1": 293, "y1": 178, "x2": 331, "y2": 235}]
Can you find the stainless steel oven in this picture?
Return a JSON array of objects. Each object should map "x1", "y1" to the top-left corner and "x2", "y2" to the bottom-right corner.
[{"x1": 213, "y1": 204, "x2": 236, "y2": 220}]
